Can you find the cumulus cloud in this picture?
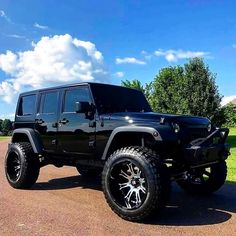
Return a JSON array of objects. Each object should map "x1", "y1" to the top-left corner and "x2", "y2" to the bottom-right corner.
[
  {"x1": 154, "y1": 49, "x2": 209, "y2": 62},
  {"x1": 221, "y1": 95, "x2": 236, "y2": 106},
  {"x1": 34, "y1": 22, "x2": 48, "y2": 30},
  {"x1": 115, "y1": 71, "x2": 124, "y2": 78},
  {"x1": 116, "y1": 57, "x2": 146, "y2": 65},
  {"x1": 0, "y1": 34, "x2": 109, "y2": 103}
]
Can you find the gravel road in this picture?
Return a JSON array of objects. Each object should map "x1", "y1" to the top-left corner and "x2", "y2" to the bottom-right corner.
[{"x1": 0, "y1": 141, "x2": 235, "y2": 236}]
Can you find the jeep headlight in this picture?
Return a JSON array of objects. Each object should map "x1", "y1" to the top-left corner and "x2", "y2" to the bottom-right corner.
[
  {"x1": 172, "y1": 123, "x2": 180, "y2": 133},
  {"x1": 207, "y1": 123, "x2": 212, "y2": 132}
]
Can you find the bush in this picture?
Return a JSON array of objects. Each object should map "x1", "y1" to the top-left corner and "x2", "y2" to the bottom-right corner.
[{"x1": 222, "y1": 103, "x2": 236, "y2": 127}]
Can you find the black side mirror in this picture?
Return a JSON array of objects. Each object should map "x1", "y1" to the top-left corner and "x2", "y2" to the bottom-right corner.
[{"x1": 75, "y1": 101, "x2": 90, "y2": 113}]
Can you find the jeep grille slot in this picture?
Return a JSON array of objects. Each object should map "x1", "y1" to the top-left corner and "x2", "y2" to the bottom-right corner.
[{"x1": 182, "y1": 128, "x2": 209, "y2": 144}]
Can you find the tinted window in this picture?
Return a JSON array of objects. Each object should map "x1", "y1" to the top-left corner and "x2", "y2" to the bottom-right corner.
[
  {"x1": 18, "y1": 95, "x2": 36, "y2": 116},
  {"x1": 90, "y1": 84, "x2": 151, "y2": 114},
  {"x1": 41, "y1": 92, "x2": 58, "y2": 114},
  {"x1": 64, "y1": 87, "x2": 91, "y2": 112}
]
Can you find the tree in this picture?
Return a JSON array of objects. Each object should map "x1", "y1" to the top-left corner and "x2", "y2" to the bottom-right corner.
[
  {"x1": 184, "y1": 58, "x2": 222, "y2": 122},
  {"x1": 150, "y1": 58, "x2": 223, "y2": 125},
  {"x1": 222, "y1": 103, "x2": 236, "y2": 127},
  {"x1": 121, "y1": 58, "x2": 224, "y2": 126},
  {"x1": 0, "y1": 119, "x2": 3, "y2": 132},
  {"x1": 1, "y1": 119, "x2": 12, "y2": 135},
  {"x1": 121, "y1": 79, "x2": 145, "y2": 93},
  {"x1": 150, "y1": 66, "x2": 189, "y2": 114}
]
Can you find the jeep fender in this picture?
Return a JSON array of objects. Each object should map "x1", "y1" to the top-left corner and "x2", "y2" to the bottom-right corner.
[
  {"x1": 11, "y1": 128, "x2": 43, "y2": 154},
  {"x1": 101, "y1": 126, "x2": 162, "y2": 160}
]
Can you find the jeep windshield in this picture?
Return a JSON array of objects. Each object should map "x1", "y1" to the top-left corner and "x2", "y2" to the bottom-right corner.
[{"x1": 90, "y1": 84, "x2": 152, "y2": 114}]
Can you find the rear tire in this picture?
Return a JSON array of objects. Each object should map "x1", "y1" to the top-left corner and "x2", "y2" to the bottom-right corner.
[
  {"x1": 102, "y1": 146, "x2": 171, "y2": 222},
  {"x1": 177, "y1": 160, "x2": 227, "y2": 195},
  {"x1": 5, "y1": 142, "x2": 40, "y2": 189}
]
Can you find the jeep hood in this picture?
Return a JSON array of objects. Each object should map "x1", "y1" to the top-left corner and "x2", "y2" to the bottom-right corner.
[{"x1": 104, "y1": 112, "x2": 210, "y2": 126}]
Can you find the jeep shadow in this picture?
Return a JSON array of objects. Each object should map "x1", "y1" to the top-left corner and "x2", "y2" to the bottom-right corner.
[{"x1": 33, "y1": 174, "x2": 236, "y2": 227}]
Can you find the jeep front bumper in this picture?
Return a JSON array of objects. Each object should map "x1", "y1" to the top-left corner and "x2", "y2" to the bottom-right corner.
[{"x1": 184, "y1": 128, "x2": 230, "y2": 166}]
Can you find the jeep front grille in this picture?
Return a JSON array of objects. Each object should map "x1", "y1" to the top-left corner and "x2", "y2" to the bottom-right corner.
[{"x1": 182, "y1": 127, "x2": 209, "y2": 144}]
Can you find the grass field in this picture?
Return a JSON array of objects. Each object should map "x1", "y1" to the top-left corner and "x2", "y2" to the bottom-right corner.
[
  {"x1": 0, "y1": 136, "x2": 10, "y2": 141},
  {"x1": 227, "y1": 128, "x2": 236, "y2": 182}
]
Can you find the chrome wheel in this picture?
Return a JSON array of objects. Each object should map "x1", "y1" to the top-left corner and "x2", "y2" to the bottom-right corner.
[
  {"x1": 6, "y1": 151, "x2": 21, "y2": 182},
  {"x1": 109, "y1": 160, "x2": 147, "y2": 210},
  {"x1": 103, "y1": 147, "x2": 171, "y2": 221}
]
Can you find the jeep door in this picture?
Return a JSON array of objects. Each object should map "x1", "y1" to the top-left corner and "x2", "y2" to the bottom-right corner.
[
  {"x1": 57, "y1": 86, "x2": 96, "y2": 157},
  {"x1": 35, "y1": 90, "x2": 60, "y2": 152}
]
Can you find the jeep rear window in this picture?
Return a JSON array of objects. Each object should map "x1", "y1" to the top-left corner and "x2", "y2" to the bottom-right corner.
[
  {"x1": 18, "y1": 94, "x2": 36, "y2": 116},
  {"x1": 90, "y1": 84, "x2": 152, "y2": 114}
]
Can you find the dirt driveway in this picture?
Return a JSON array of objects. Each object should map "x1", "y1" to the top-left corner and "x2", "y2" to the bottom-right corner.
[{"x1": 0, "y1": 141, "x2": 235, "y2": 236}]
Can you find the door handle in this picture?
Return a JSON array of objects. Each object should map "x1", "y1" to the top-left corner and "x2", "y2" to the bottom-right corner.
[
  {"x1": 59, "y1": 118, "x2": 69, "y2": 125},
  {"x1": 35, "y1": 119, "x2": 44, "y2": 125}
]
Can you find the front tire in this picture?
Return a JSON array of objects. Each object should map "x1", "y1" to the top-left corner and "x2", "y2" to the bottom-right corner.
[
  {"x1": 5, "y1": 142, "x2": 40, "y2": 189},
  {"x1": 102, "y1": 146, "x2": 171, "y2": 222},
  {"x1": 177, "y1": 160, "x2": 227, "y2": 195}
]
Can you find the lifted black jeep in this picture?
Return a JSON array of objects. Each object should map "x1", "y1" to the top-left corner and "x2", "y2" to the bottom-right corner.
[{"x1": 5, "y1": 83, "x2": 230, "y2": 222}]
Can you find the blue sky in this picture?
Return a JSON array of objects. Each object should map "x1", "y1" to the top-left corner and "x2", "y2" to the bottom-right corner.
[{"x1": 0, "y1": 0, "x2": 236, "y2": 119}]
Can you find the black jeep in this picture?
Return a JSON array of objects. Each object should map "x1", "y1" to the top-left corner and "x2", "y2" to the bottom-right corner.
[{"x1": 5, "y1": 82, "x2": 230, "y2": 222}]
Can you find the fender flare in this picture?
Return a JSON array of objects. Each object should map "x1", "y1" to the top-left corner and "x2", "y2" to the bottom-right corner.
[
  {"x1": 101, "y1": 126, "x2": 162, "y2": 160},
  {"x1": 11, "y1": 128, "x2": 43, "y2": 154}
]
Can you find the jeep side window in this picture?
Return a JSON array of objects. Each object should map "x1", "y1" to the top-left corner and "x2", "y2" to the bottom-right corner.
[
  {"x1": 18, "y1": 94, "x2": 36, "y2": 116},
  {"x1": 63, "y1": 87, "x2": 91, "y2": 113},
  {"x1": 40, "y1": 91, "x2": 58, "y2": 114}
]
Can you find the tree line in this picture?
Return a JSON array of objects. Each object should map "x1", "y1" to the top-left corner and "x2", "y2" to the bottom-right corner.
[
  {"x1": 0, "y1": 119, "x2": 12, "y2": 136},
  {"x1": 122, "y1": 58, "x2": 236, "y2": 127}
]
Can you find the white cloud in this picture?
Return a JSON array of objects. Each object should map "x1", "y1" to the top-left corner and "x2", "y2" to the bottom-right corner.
[
  {"x1": 0, "y1": 113, "x2": 15, "y2": 120},
  {"x1": 116, "y1": 57, "x2": 146, "y2": 65},
  {"x1": 221, "y1": 95, "x2": 236, "y2": 106},
  {"x1": 140, "y1": 50, "x2": 152, "y2": 60},
  {"x1": 154, "y1": 49, "x2": 209, "y2": 62},
  {"x1": 0, "y1": 81, "x2": 19, "y2": 103},
  {"x1": 115, "y1": 71, "x2": 124, "y2": 78},
  {"x1": 34, "y1": 22, "x2": 48, "y2": 30},
  {"x1": 2, "y1": 33, "x2": 28, "y2": 40},
  {"x1": 4, "y1": 34, "x2": 26, "y2": 39},
  {"x1": 0, "y1": 10, "x2": 6, "y2": 17},
  {"x1": 232, "y1": 44, "x2": 236, "y2": 49},
  {"x1": 0, "y1": 34, "x2": 109, "y2": 103},
  {"x1": 0, "y1": 10, "x2": 11, "y2": 23}
]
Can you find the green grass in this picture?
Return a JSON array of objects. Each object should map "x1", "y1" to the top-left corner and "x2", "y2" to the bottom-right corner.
[
  {"x1": 227, "y1": 128, "x2": 236, "y2": 182},
  {"x1": 0, "y1": 136, "x2": 10, "y2": 141}
]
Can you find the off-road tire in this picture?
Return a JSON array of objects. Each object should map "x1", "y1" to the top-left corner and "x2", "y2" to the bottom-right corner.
[
  {"x1": 102, "y1": 146, "x2": 171, "y2": 222},
  {"x1": 5, "y1": 142, "x2": 40, "y2": 189},
  {"x1": 177, "y1": 160, "x2": 227, "y2": 195}
]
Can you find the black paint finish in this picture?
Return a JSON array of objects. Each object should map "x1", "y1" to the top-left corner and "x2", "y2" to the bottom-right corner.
[{"x1": 13, "y1": 82, "x2": 229, "y2": 168}]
